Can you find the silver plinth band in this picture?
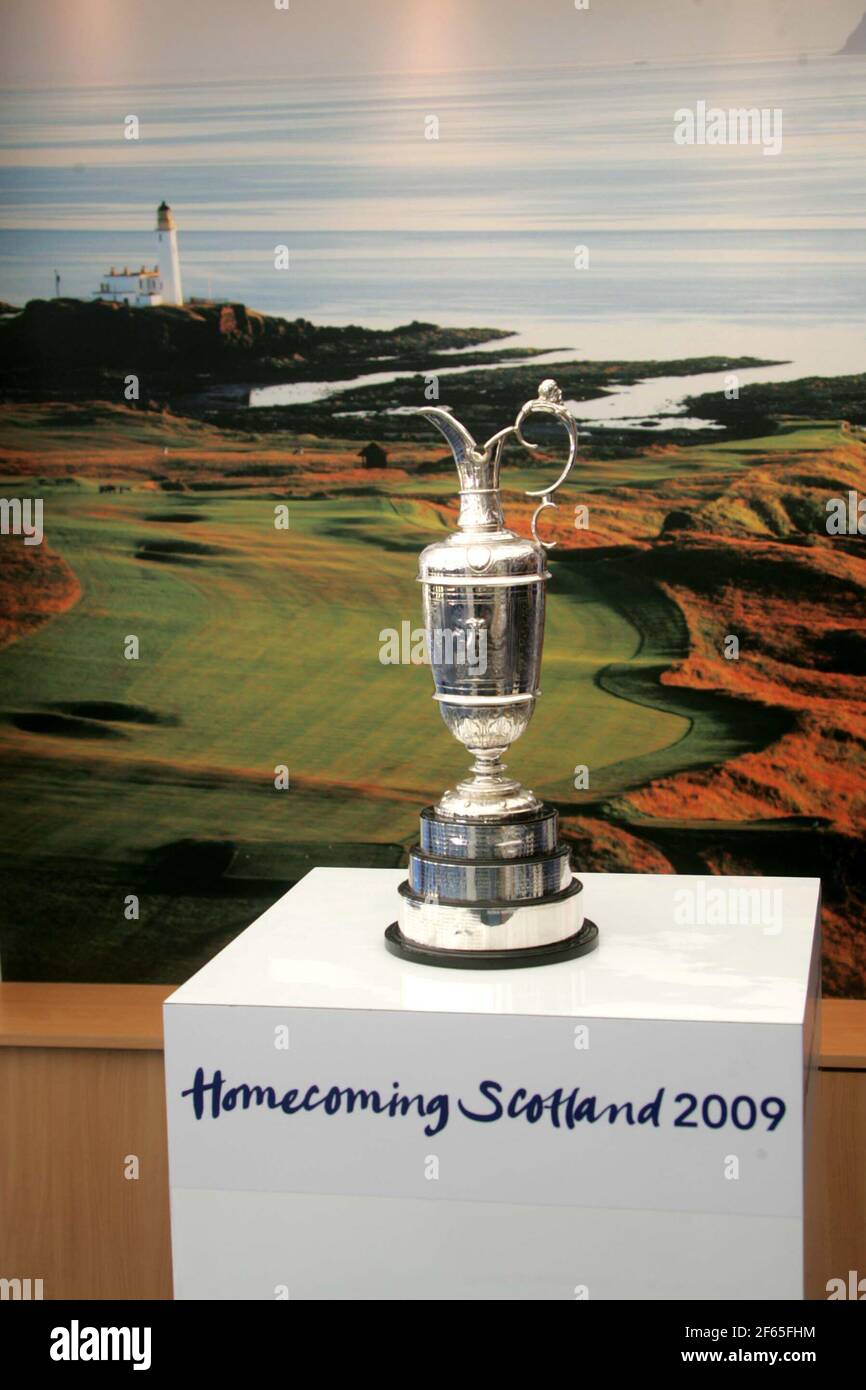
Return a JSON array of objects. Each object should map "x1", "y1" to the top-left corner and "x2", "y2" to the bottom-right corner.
[
  {"x1": 395, "y1": 802, "x2": 585, "y2": 956},
  {"x1": 419, "y1": 805, "x2": 559, "y2": 859},
  {"x1": 408, "y1": 844, "x2": 571, "y2": 904},
  {"x1": 396, "y1": 876, "x2": 584, "y2": 953}
]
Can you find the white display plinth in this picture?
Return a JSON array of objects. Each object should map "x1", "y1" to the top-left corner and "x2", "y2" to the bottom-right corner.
[{"x1": 164, "y1": 868, "x2": 820, "y2": 1301}]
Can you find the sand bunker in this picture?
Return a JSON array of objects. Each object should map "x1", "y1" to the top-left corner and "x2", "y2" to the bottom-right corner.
[
  {"x1": 46, "y1": 701, "x2": 179, "y2": 726},
  {"x1": 134, "y1": 538, "x2": 225, "y2": 563},
  {"x1": 7, "y1": 711, "x2": 127, "y2": 740}
]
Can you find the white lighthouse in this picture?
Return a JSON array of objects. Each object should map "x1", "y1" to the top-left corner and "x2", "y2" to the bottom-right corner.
[{"x1": 156, "y1": 200, "x2": 183, "y2": 305}]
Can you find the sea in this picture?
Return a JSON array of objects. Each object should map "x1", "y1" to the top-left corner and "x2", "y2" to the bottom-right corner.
[{"x1": 1, "y1": 52, "x2": 864, "y2": 410}]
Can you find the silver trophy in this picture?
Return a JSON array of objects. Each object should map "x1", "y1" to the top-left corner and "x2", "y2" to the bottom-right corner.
[{"x1": 385, "y1": 379, "x2": 599, "y2": 968}]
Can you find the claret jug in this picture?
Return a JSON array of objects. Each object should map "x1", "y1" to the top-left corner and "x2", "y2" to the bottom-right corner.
[{"x1": 385, "y1": 380, "x2": 599, "y2": 968}]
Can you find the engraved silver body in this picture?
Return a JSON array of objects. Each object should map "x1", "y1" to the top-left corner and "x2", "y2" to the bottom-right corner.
[
  {"x1": 420, "y1": 527, "x2": 545, "y2": 819},
  {"x1": 390, "y1": 380, "x2": 595, "y2": 965}
]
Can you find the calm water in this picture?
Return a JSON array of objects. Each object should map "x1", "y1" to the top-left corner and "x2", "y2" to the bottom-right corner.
[{"x1": 1, "y1": 55, "x2": 864, "y2": 373}]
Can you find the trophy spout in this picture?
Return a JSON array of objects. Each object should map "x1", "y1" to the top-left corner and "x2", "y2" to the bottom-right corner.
[
  {"x1": 412, "y1": 406, "x2": 504, "y2": 531},
  {"x1": 412, "y1": 381, "x2": 578, "y2": 539}
]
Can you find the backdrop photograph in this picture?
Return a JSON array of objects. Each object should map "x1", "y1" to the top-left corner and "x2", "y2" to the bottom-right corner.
[{"x1": 0, "y1": 0, "x2": 864, "y2": 993}]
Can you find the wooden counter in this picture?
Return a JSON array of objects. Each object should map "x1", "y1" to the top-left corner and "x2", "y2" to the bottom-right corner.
[
  {"x1": 0, "y1": 984, "x2": 174, "y2": 1301},
  {"x1": 0, "y1": 985, "x2": 863, "y2": 1301},
  {"x1": 0, "y1": 983, "x2": 170, "y2": 1051}
]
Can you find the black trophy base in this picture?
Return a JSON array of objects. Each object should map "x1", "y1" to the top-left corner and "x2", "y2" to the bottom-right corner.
[{"x1": 384, "y1": 919, "x2": 599, "y2": 971}]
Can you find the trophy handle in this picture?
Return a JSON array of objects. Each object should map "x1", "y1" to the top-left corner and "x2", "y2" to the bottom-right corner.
[{"x1": 484, "y1": 379, "x2": 578, "y2": 549}]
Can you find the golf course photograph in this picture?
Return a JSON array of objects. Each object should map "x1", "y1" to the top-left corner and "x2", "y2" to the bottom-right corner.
[{"x1": 1, "y1": 0, "x2": 865, "y2": 993}]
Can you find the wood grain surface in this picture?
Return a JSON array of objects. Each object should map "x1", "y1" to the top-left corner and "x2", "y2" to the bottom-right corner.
[{"x1": 0, "y1": 985, "x2": 863, "y2": 1301}]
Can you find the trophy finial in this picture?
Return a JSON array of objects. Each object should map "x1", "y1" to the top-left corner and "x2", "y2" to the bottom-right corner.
[{"x1": 537, "y1": 378, "x2": 563, "y2": 404}]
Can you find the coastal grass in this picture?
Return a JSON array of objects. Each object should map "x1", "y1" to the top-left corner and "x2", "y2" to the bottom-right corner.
[
  {"x1": 0, "y1": 420, "x2": 845, "y2": 861},
  {"x1": 0, "y1": 412, "x2": 853, "y2": 978},
  {"x1": 0, "y1": 482, "x2": 685, "y2": 865}
]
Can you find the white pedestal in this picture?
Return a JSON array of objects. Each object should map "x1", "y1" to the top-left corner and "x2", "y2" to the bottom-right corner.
[{"x1": 164, "y1": 868, "x2": 820, "y2": 1301}]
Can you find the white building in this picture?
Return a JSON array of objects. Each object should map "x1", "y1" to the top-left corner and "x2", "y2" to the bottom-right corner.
[
  {"x1": 93, "y1": 202, "x2": 183, "y2": 307},
  {"x1": 94, "y1": 265, "x2": 163, "y2": 307}
]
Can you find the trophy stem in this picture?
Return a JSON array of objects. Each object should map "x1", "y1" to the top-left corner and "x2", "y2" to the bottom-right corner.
[
  {"x1": 436, "y1": 746, "x2": 542, "y2": 821},
  {"x1": 469, "y1": 746, "x2": 507, "y2": 780},
  {"x1": 465, "y1": 748, "x2": 516, "y2": 799}
]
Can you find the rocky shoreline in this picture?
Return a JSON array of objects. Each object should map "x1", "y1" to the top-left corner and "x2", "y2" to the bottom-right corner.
[
  {"x1": 0, "y1": 298, "x2": 786, "y2": 452},
  {"x1": 0, "y1": 297, "x2": 519, "y2": 400}
]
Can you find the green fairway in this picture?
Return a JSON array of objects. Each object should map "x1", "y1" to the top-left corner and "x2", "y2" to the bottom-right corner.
[
  {"x1": 1, "y1": 417, "x2": 840, "y2": 979},
  {"x1": 0, "y1": 480, "x2": 686, "y2": 864},
  {"x1": 5, "y1": 426, "x2": 840, "y2": 863}
]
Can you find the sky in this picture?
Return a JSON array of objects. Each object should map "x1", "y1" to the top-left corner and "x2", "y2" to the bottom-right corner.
[{"x1": 0, "y1": 0, "x2": 864, "y2": 88}]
